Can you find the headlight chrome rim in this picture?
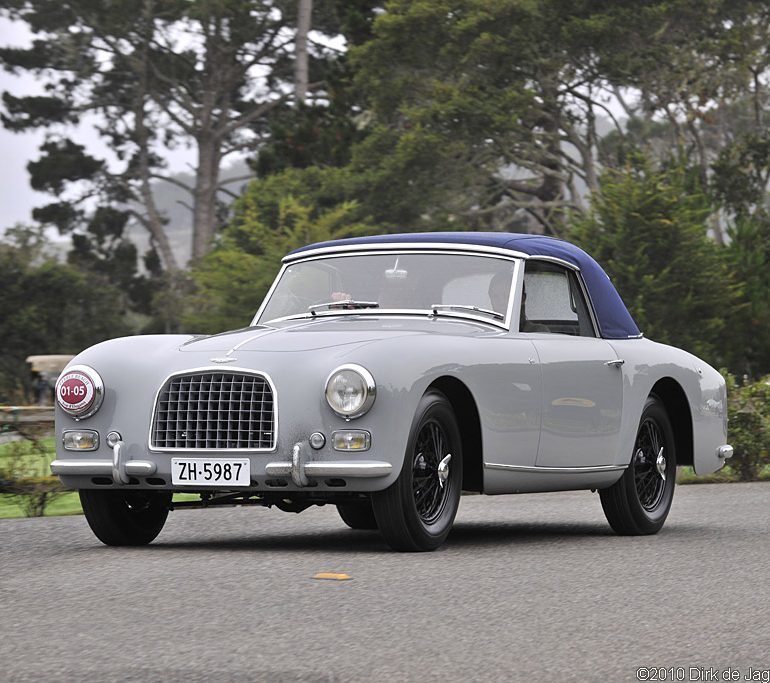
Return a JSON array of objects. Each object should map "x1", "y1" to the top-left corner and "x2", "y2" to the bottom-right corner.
[
  {"x1": 324, "y1": 364, "x2": 376, "y2": 419},
  {"x1": 55, "y1": 364, "x2": 104, "y2": 420}
]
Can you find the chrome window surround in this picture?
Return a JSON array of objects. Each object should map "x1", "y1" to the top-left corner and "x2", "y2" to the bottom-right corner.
[
  {"x1": 252, "y1": 247, "x2": 524, "y2": 331},
  {"x1": 522, "y1": 257, "x2": 601, "y2": 339},
  {"x1": 281, "y1": 241, "x2": 529, "y2": 263},
  {"x1": 148, "y1": 367, "x2": 278, "y2": 453}
]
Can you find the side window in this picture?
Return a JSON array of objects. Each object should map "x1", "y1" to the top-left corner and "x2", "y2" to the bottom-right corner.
[{"x1": 521, "y1": 261, "x2": 595, "y2": 337}]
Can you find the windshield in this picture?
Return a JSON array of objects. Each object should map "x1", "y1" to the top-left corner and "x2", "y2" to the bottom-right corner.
[{"x1": 257, "y1": 252, "x2": 517, "y2": 324}]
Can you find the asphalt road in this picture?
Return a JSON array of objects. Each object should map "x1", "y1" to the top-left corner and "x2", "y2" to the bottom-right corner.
[{"x1": 2, "y1": 482, "x2": 769, "y2": 683}]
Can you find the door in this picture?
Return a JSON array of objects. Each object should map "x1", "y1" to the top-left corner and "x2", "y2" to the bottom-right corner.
[{"x1": 520, "y1": 260, "x2": 624, "y2": 468}]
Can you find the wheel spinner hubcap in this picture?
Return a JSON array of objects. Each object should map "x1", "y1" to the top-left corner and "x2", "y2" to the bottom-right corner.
[
  {"x1": 412, "y1": 420, "x2": 452, "y2": 523},
  {"x1": 437, "y1": 453, "x2": 452, "y2": 488}
]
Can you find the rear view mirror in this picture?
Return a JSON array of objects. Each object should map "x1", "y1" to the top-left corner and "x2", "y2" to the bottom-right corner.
[{"x1": 385, "y1": 257, "x2": 408, "y2": 280}]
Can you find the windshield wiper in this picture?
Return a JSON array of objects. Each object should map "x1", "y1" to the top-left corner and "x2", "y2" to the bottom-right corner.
[
  {"x1": 429, "y1": 304, "x2": 505, "y2": 321},
  {"x1": 308, "y1": 300, "x2": 380, "y2": 315}
]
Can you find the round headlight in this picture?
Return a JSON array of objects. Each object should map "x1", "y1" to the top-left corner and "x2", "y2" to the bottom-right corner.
[
  {"x1": 325, "y1": 364, "x2": 376, "y2": 418},
  {"x1": 55, "y1": 365, "x2": 104, "y2": 419}
]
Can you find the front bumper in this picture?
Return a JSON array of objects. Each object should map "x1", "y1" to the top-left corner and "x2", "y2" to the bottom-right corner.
[{"x1": 51, "y1": 440, "x2": 393, "y2": 488}]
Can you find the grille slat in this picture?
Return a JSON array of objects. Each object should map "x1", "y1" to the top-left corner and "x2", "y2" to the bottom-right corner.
[{"x1": 151, "y1": 372, "x2": 275, "y2": 450}]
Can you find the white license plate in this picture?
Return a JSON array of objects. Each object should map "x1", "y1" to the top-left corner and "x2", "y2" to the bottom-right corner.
[{"x1": 171, "y1": 458, "x2": 250, "y2": 486}]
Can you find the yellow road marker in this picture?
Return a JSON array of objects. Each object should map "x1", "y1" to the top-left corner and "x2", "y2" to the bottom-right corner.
[{"x1": 312, "y1": 572, "x2": 353, "y2": 581}]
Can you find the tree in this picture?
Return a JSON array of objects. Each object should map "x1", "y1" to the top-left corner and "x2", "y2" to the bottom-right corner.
[
  {"x1": 344, "y1": 0, "x2": 661, "y2": 234},
  {"x1": 253, "y1": 1, "x2": 380, "y2": 178},
  {"x1": 571, "y1": 155, "x2": 738, "y2": 366},
  {"x1": 1, "y1": 0, "x2": 342, "y2": 266},
  {"x1": 185, "y1": 169, "x2": 370, "y2": 333},
  {"x1": 0, "y1": 227, "x2": 129, "y2": 402},
  {"x1": 590, "y1": 0, "x2": 770, "y2": 246}
]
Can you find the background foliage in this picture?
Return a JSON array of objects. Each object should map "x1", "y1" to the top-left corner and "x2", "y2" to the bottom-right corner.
[{"x1": 2, "y1": 0, "x2": 770, "y2": 477}]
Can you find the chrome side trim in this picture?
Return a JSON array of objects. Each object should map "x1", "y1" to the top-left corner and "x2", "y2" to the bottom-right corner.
[
  {"x1": 147, "y1": 366, "x2": 278, "y2": 453},
  {"x1": 265, "y1": 460, "x2": 392, "y2": 478},
  {"x1": 51, "y1": 459, "x2": 158, "y2": 477},
  {"x1": 484, "y1": 462, "x2": 627, "y2": 474}
]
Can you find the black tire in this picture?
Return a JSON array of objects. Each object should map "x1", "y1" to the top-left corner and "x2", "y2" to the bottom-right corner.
[
  {"x1": 79, "y1": 489, "x2": 172, "y2": 546},
  {"x1": 372, "y1": 390, "x2": 463, "y2": 551},
  {"x1": 600, "y1": 395, "x2": 676, "y2": 535},
  {"x1": 336, "y1": 501, "x2": 378, "y2": 530}
]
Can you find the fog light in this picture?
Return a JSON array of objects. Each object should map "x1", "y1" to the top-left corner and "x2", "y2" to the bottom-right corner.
[
  {"x1": 332, "y1": 430, "x2": 371, "y2": 451},
  {"x1": 62, "y1": 430, "x2": 100, "y2": 451}
]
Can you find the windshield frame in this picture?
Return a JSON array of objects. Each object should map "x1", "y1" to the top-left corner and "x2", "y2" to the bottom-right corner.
[{"x1": 252, "y1": 248, "x2": 524, "y2": 330}]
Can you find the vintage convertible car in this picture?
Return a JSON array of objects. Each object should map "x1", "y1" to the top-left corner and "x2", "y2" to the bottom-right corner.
[{"x1": 52, "y1": 232, "x2": 733, "y2": 551}]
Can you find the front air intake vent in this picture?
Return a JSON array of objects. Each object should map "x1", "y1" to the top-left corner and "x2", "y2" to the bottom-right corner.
[{"x1": 151, "y1": 371, "x2": 275, "y2": 451}]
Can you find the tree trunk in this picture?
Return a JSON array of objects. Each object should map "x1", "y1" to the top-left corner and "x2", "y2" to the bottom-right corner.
[
  {"x1": 295, "y1": 0, "x2": 313, "y2": 104},
  {"x1": 191, "y1": 133, "x2": 221, "y2": 262},
  {"x1": 135, "y1": 0, "x2": 178, "y2": 272}
]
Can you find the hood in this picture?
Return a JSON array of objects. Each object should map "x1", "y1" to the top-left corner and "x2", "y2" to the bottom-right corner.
[{"x1": 179, "y1": 316, "x2": 500, "y2": 355}]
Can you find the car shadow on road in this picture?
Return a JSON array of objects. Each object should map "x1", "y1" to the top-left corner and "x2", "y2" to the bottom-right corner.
[
  {"x1": 447, "y1": 520, "x2": 614, "y2": 546},
  {"x1": 445, "y1": 519, "x2": 710, "y2": 548},
  {"x1": 148, "y1": 520, "x2": 710, "y2": 555},
  {"x1": 151, "y1": 528, "x2": 390, "y2": 554},
  {"x1": 145, "y1": 520, "x2": 705, "y2": 554}
]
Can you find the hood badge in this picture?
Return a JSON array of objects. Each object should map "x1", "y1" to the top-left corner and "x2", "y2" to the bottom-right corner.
[{"x1": 210, "y1": 357, "x2": 237, "y2": 364}]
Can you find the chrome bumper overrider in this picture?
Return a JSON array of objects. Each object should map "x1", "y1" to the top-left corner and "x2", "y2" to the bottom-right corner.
[{"x1": 717, "y1": 444, "x2": 734, "y2": 460}]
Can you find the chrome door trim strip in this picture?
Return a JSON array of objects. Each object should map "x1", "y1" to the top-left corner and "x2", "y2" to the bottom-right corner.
[{"x1": 484, "y1": 462, "x2": 627, "y2": 474}]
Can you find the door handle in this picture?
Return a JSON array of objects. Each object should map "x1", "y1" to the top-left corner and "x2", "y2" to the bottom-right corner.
[{"x1": 605, "y1": 359, "x2": 625, "y2": 367}]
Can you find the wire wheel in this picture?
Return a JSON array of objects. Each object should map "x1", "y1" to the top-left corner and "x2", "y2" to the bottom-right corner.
[
  {"x1": 599, "y1": 394, "x2": 676, "y2": 535},
  {"x1": 412, "y1": 420, "x2": 453, "y2": 524},
  {"x1": 633, "y1": 418, "x2": 668, "y2": 511},
  {"x1": 371, "y1": 390, "x2": 463, "y2": 551}
]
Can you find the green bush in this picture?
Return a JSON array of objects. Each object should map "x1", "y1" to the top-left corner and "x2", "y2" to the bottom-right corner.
[
  {"x1": 723, "y1": 373, "x2": 770, "y2": 481},
  {"x1": 0, "y1": 433, "x2": 63, "y2": 517}
]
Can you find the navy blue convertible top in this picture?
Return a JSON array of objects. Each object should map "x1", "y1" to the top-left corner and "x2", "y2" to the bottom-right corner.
[{"x1": 289, "y1": 232, "x2": 641, "y2": 339}]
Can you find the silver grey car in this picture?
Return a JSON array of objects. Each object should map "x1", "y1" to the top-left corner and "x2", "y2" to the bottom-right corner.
[{"x1": 52, "y1": 232, "x2": 732, "y2": 551}]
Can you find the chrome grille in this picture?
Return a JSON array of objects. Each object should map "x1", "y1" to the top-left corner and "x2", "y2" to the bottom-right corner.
[{"x1": 151, "y1": 371, "x2": 275, "y2": 450}]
